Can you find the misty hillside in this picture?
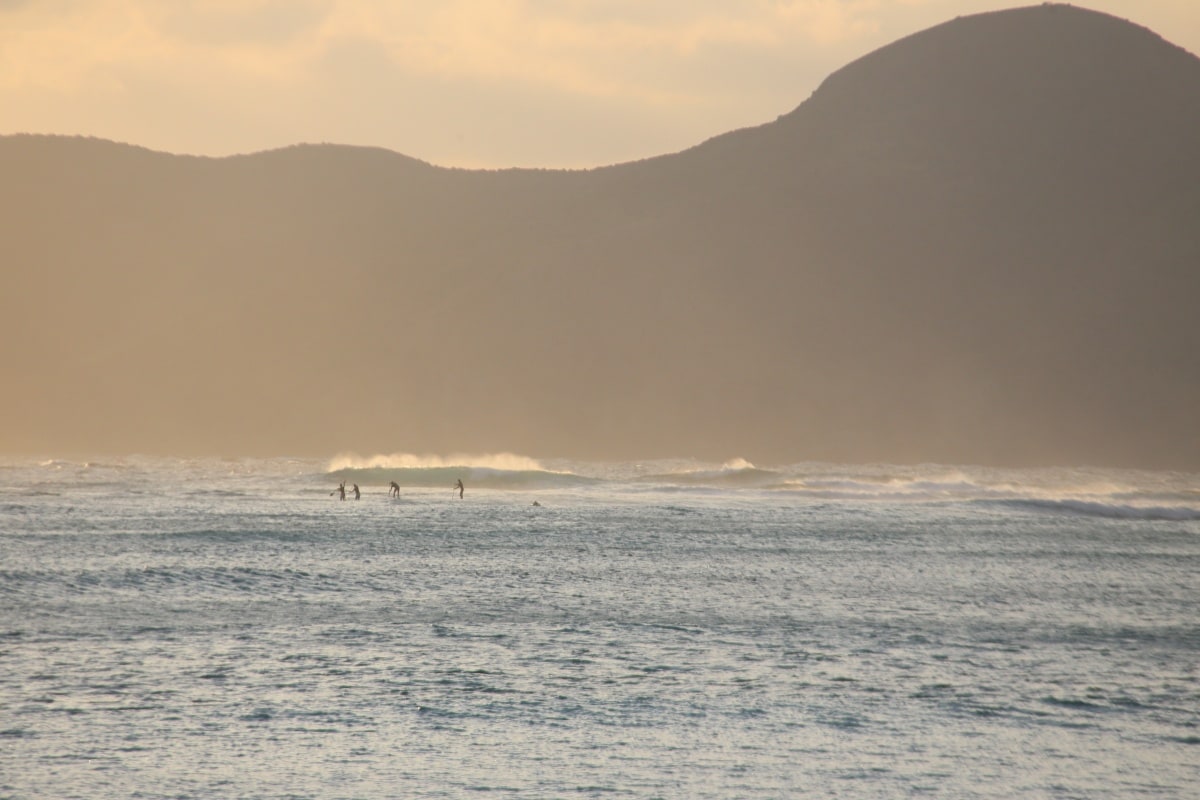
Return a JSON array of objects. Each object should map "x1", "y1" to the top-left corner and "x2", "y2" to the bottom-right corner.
[{"x1": 2, "y1": 3, "x2": 1198, "y2": 469}]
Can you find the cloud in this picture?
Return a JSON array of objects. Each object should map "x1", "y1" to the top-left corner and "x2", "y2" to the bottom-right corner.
[
  {"x1": 307, "y1": 1, "x2": 887, "y2": 99},
  {"x1": 0, "y1": 1, "x2": 326, "y2": 92},
  {"x1": 156, "y1": 0, "x2": 326, "y2": 47},
  {"x1": 2, "y1": 1, "x2": 1196, "y2": 166},
  {"x1": 0, "y1": 1, "x2": 976, "y2": 109}
]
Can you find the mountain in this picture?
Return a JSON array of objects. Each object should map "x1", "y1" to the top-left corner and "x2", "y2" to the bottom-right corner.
[{"x1": 2, "y1": 3, "x2": 1198, "y2": 469}]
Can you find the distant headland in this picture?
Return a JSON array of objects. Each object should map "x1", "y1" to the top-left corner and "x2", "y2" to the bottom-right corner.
[{"x1": 2, "y1": 4, "x2": 1197, "y2": 470}]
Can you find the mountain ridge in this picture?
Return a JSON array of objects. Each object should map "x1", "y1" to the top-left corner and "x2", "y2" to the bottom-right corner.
[{"x1": 3, "y1": 4, "x2": 1198, "y2": 469}]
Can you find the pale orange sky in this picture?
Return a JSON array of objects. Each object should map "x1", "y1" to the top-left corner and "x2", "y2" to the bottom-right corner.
[{"x1": 2, "y1": 1, "x2": 1197, "y2": 168}]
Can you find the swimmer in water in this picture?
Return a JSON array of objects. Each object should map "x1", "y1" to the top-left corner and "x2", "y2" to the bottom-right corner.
[
  {"x1": 454, "y1": 479, "x2": 464, "y2": 499},
  {"x1": 352, "y1": 483, "x2": 360, "y2": 500},
  {"x1": 331, "y1": 481, "x2": 346, "y2": 501},
  {"x1": 389, "y1": 481, "x2": 400, "y2": 498}
]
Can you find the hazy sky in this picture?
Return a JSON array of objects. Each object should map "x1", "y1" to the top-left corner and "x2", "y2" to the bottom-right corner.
[{"x1": 2, "y1": 1, "x2": 1196, "y2": 168}]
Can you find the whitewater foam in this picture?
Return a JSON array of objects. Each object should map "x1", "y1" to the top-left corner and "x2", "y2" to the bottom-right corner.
[{"x1": 327, "y1": 451, "x2": 547, "y2": 472}]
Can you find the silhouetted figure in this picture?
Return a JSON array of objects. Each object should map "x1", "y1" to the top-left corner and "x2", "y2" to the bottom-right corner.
[
  {"x1": 389, "y1": 481, "x2": 400, "y2": 497},
  {"x1": 454, "y1": 479, "x2": 464, "y2": 499},
  {"x1": 531, "y1": 500, "x2": 541, "y2": 507},
  {"x1": 331, "y1": 481, "x2": 346, "y2": 501},
  {"x1": 352, "y1": 483, "x2": 360, "y2": 500}
]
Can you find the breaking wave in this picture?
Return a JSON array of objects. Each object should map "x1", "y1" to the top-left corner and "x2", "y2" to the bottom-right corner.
[
  {"x1": 994, "y1": 498, "x2": 1200, "y2": 521},
  {"x1": 318, "y1": 454, "x2": 1200, "y2": 515},
  {"x1": 327, "y1": 452, "x2": 545, "y2": 472},
  {"x1": 326, "y1": 452, "x2": 600, "y2": 490},
  {"x1": 637, "y1": 458, "x2": 784, "y2": 488},
  {"x1": 774, "y1": 467, "x2": 1200, "y2": 520}
]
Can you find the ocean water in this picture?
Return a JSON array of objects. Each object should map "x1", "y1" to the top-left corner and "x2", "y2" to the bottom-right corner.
[{"x1": 1, "y1": 455, "x2": 1198, "y2": 799}]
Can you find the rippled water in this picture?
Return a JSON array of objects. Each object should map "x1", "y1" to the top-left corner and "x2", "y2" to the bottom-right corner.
[{"x1": 1, "y1": 457, "x2": 1198, "y2": 798}]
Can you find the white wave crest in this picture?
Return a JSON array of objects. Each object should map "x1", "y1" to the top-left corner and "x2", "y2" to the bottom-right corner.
[
  {"x1": 1012, "y1": 498, "x2": 1200, "y2": 521},
  {"x1": 327, "y1": 451, "x2": 545, "y2": 472}
]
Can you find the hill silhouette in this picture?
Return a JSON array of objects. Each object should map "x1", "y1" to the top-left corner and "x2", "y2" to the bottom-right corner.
[{"x1": 2, "y1": 3, "x2": 1198, "y2": 469}]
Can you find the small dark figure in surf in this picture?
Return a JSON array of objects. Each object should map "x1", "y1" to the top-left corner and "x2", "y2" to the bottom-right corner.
[
  {"x1": 331, "y1": 481, "x2": 346, "y2": 501},
  {"x1": 389, "y1": 481, "x2": 400, "y2": 498},
  {"x1": 531, "y1": 500, "x2": 541, "y2": 507},
  {"x1": 454, "y1": 479, "x2": 464, "y2": 499},
  {"x1": 352, "y1": 483, "x2": 361, "y2": 500}
]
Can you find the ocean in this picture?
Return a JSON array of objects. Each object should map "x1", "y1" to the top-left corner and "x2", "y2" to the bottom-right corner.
[{"x1": 1, "y1": 454, "x2": 1198, "y2": 798}]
